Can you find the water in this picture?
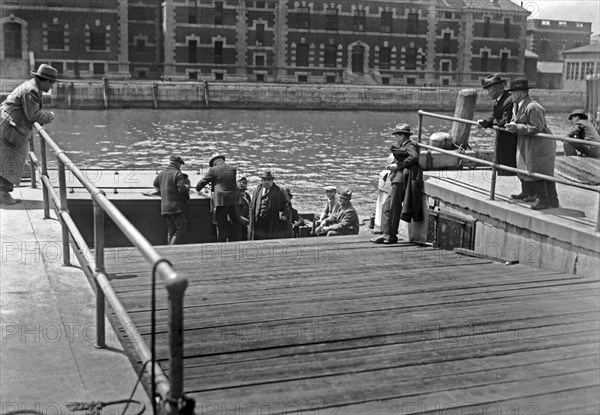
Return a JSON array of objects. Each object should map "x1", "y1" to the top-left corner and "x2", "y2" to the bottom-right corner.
[{"x1": 44, "y1": 109, "x2": 571, "y2": 218}]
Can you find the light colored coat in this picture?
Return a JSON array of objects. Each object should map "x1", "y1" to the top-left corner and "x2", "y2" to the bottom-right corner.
[
  {"x1": 511, "y1": 95, "x2": 555, "y2": 181},
  {"x1": 1, "y1": 79, "x2": 54, "y2": 186}
]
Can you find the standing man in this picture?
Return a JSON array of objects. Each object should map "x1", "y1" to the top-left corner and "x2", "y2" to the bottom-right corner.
[
  {"x1": 196, "y1": 154, "x2": 243, "y2": 242},
  {"x1": 505, "y1": 79, "x2": 559, "y2": 210},
  {"x1": 316, "y1": 189, "x2": 360, "y2": 236},
  {"x1": 563, "y1": 109, "x2": 600, "y2": 158},
  {"x1": 477, "y1": 73, "x2": 518, "y2": 177},
  {"x1": 237, "y1": 176, "x2": 252, "y2": 240},
  {"x1": 153, "y1": 155, "x2": 190, "y2": 245},
  {"x1": 0, "y1": 64, "x2": 57, "y2": 205},
  {"x1": 315, "y1": 185, "x2": 341, "y2": 227},
  {"x1": 249, "y1": 171, "x2": 291, "y2": 240}
]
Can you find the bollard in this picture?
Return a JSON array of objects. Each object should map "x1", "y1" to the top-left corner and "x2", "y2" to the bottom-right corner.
[{"x1": 450, "y1": 89, "x2": 478, "y2": 148}]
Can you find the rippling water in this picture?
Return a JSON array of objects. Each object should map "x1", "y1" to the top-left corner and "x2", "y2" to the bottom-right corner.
[{"x1": 45, "y1": 109, "x2": 571, "y2": 218}]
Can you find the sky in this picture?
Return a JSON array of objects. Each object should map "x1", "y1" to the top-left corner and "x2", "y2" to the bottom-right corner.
[{"x1": 511, "y1": 0, "x2": 600, "y2": 36}]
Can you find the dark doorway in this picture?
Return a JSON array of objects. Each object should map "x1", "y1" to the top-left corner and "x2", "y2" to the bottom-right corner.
[
  {"x1": 4, "y1": 22, "x2": 22, "y2": 58},
  {"x1": 351, "y1": 45, "x2": 364, "y2": 74}
]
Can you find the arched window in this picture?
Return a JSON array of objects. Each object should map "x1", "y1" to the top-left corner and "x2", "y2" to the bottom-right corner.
[
  {"x1": 90, "y1": 26, "x2": 105, "y2": 51},
  {"x1": 296, "y1": 43, "x2": 309, "y2": 67},
  {"x1": 324, "y1": 44, "x2": 337, "y2": 67},
  {"x1": 4, "y1": 22, "x2": 22, "y2": 58},
  {"x1": 405, "y1": 47, "x2": 417, "y2": 70},
  {"x1": 379, "y1": 47, "x2": 391, "y2": 69},
  {"x1": 48, "y1": 25, "x2": 64, "y2": 50}
]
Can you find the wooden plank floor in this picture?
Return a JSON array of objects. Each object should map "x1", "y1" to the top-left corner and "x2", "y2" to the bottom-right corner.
[{"x1": 104, "y1": 235, "x2": 600, "y2": 415}]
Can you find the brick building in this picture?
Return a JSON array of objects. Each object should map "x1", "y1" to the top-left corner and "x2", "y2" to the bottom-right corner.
[{"x1": 526, "y1": 19, "x2": 592, "y2": 62}]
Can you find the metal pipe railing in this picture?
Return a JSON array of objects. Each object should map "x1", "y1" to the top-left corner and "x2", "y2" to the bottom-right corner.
[
  {"x1": 31, "y1": 123, "x2": 190, "y2": 413},
  {"x1": 417, "y1": 110, "x2": 600, "y2": 232}
]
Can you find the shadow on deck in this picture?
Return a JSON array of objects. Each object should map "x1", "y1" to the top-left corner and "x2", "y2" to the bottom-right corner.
[{"x1": 104, "y1": 235, "x2": 599, "y2": 414}]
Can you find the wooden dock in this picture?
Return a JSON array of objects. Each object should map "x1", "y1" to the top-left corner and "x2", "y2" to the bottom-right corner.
[{"x1": 104, "y1": 235, "x2": 599, "y2": 414}]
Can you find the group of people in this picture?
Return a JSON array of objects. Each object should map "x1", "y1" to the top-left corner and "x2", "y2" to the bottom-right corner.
[{"x1": 153, "y1": 153, "x2": 361, "y2": 244}]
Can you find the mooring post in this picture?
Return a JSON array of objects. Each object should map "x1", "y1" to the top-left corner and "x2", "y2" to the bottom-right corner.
[
  {"x1": 67, "y1": 82, "x2": 74, "y2": 109},
  {"x1": 153, "y1": 83, "x2": 159, "y2": 109},
  {"x1": 203, "y1": 81, "x2": 210, "y2": 109},
  {"x1": 102, "y1": 77, "x2": 109, "y2": 109},
  {"x1": 450, "y1": 89, "x2": 478, "y2": 148}
]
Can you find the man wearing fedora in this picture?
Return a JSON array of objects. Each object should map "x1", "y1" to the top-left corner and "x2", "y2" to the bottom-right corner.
[
  {"x1": 0, "y1": 64, "x2": 58, "y2": 205},
  {"x1": 196, "y1": 154, "x2": 244, "y2": 242},
  {"x1": 371, "y1": 123, "x2": 423, "y2": 244},
  {"x1": 477, "y1": 73, "x2": 517, "y2": 176},
  {"x1": 316, "y1": 189, "x2": 360, "y2": 236},
  {"x1": 505, "y1": 78, "x2": 559, "y2": 210},
  {"x1": 237, "y1": 176, "x2": 252, "y2": 240},
  {"x1": 153, "y1": 155, "x2": 191, "y2": 244},
  {"x1": 563, "y1": 109, "x2": 600, "y2": 158},
  {"x1": 249, "y1": 171, "x2": 291, "y2": 240}
]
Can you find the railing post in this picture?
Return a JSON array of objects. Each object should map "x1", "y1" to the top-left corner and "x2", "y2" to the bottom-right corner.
[
  {"x1": 29, "y1": 135, "x2": 37, "y2": 189},
  {"x1": 39, "y1": 134, "x2": 50, "y2": 219},
  {"x1": 167, "y1": 280, "x2": 187, "y2": 406},
  {"x1": 94, "y1": 198, "x2": 106, "y2": 348},
  {"x1": 489, "y1": 165, "x2": 497, "y2": 200},
  {"x1": 417, "y1": 111, "x2": 423, "y2": 144},
  {"x1": 58, "y1": 160, "x2": 71, "y2": 266},
  {"x1": 597, "y1": 193, "x2": 600, "y2": 233}
]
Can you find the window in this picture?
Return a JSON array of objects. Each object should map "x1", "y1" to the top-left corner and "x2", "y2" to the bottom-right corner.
[
  {"x1": 539, "y1": 39, "x2": 549, "y2": 56},
  {"x1": 576, "y1": 22, "x2": 584, "y2": 28},
  {"x1": 566, "y1": 62, "x2": 579, "y2": 80},
  {"x1": 503, "y1": 18, "x2": 510, "y2": 38},
  {"x1": 325, "y1": 8, "x2": 338, "y2": 31},
  {"x1": 353, "y1": 10, "x2": 366, "y2": 32},
  {"x1": 256, "y1": 1, "x2": 265, "y2": 8},
  {"x1": 256, "y1": 73, "x2": 264, "y2": 82},
  {"x1": 541, "y1": 20, "x2": 550, "y2": 26},
  {"x1": 188, "y1": 40, "x2": 197, "y2": 63},
  {"x1": 441, "y1": 61, "x2": 450, "y2": 72},
  {"x1": 298, "y1": 7, "x2": 310, "y2": 29},
  {"x1": 214, "y1": 2, "x2": 223, "y2": 25},
  {"x1": 483, "y1": 17, "x2": 490, "y2": 37},
  {"x1": 406, "y1": 78, "x2": 415, "y2": 85},
  {"x1": 379, "y1": 47, "x2": 391, "y2": 69},
  {"x1": 382, "y1": 77, "x2": 390, "y2": 85},
  {"x1": 296, "y1": 43, "x2": 309, "y2": 66},
  {"x1": 215, "y1": 72, "x2": 224, "y2": 80},
  {"x1": 90, "y1": 26, "x2": 105, "y2": 51},
  {"x1": 574, "y1": 41, "x2": 583, "y2": 48},
  {"x1": 137, "y1": 70, "x2": 146, "y2": 79},
  {"x1": 444, "y1": 12, "x2": 453, "y2": 19},
  {"x1": 558, "y1": 21, "x2": 567, "y2": 26},
  {"x1": 255, "y1": 55, "x2": 265, "y2": 66},
  {"x1": 255, "y1": 23, "x2": 264, "y2": 45},
  {"x1": 298, "y1": 74, "x2": 308, "y2": 82},
  {"x1": 582, "y1": 62, "x2": 595, "y2": 79},
  {"x1": 51, "y1": 62, "x2": 63, "y2": 74},
  {"x1": 136, "y1": 38, "x2": 145, "y2": 53},
  {"x1": 4, "y1": 22, "x2": 22, "y2": 58},
  {"x1": 214, "y1": 41, "x2": 223, "y2": 64},
  {"x1": 442, "y1": 33, "x2": 451, "y2": 54},
  {"x1": 326, "y1": 75, "x2": 336, "y2": 83},
  {"x1": 381, "y1": 11, "x2": 392, "y2": 33},
  {"x1": 48, "y1": 25, "x2": 64, "y2": 50},
  {"x1": 405, "y1": 47, "x2": 417, "y2": 70},
  {"x1": 442, "y1": 78, "x2": 449, "y2": 86},
  {"x1": 93, "y1": 63, "x2": 105, "y2": 75},
  {"x1": 189, "y1": 72, "x2": 197, "y2": 80},
  {"x1": 407, "y1": 13, "x2": 419, "y2": 34},
  {"x1": 324, "y1": 44, "x2": 337, "y2": 67},
  {"x1": 500, "y1": 52, "x2": 508, "y2": 72},
  {"x1": 481, "y1": 51, "x2": 488, "y2": 72},
  {"x1": 189, "y1": 0, "x2": 197, "y2": 24}
]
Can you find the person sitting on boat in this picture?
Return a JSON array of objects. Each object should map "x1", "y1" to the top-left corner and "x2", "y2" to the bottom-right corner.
[
  {"x1": 285, "y1": 188, "x2": 306, "y2": 237},
  {"x1": 563, "y1": 109, "x2": 600, "y2": 158},
  {"x1": 238, "y1": 176, "x2": 252, "y2": 240},
  {"x1": 315, "y1": 185, "x2": 341, "y2": 227},
  {"x1": 153, "y1": 155, "x2": 190, "y2": 245},
  {"x1": 315, "y1": 189, "x2": 359, "y2": 236},
  {"x1": 249, "y1": 171, "x2": 291, "y2": 240},
  {"x1": 371, "y1": 123, "x2": 423, "y2": 244}
]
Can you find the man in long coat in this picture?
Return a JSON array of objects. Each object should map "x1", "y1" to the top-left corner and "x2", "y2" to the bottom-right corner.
[
  {"x1": 249, "y1": 171, "x2": 291, "y2": 240},
  {"x1": 505, "y1": 79, "x2": 559, "y2": 210},
  {"x1": 0, "y1": 64, "x2": 57, "y2": 205},
  {"x1": 154, "y1": 155, "x2": 190, "y2": 244}
]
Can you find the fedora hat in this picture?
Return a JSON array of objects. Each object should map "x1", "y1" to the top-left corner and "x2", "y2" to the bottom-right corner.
[
  {"x1": 338, "y1": 188, "x2": 353, "y2": 200},
  {"x1": 237, "y1": 176, "x2": 248, "y2": 183},
  {"x1": 31, "y1": 64, "x2": 60, "y2": 82},
  {"x1": 481, "y1": 73, "x2": 505, "y2": 89},
  {"x1": 261, "y1": 171, "x2": 275, "y2": 180},
  {"x1": 391, "y1": 123, "x2": 413, "y2": 136},
  {"x1": 169, "y1": 155, "x2": 185, "y2": 165},
  {"x1": 568, "y1": 108, "x2": 588, "y2": 120},
  {"x1": 507, "y1": 78, "x2": 533, "y2": 91},
  {"x1": 208, "y1": 154, "x2": 225, "y2": 167}
]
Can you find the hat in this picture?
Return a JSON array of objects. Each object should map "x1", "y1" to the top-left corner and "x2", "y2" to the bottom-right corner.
[
  {"x1": 169, "y1": 155, "x2": 185, "y2": 164},
  {"x1": 31, "y1": 64, "x2": 60, "y2": 82},
  {"x1": 507, "y1": 78, "x2": 533, "y2": 91},
  {"x1": 238, "y1": 176, "x2": 248, "y2": 183},
  {"x1": 481, "y1": 73, "x2": 505, "y2": 89},
  {"x1": 338, "y1": 189, "x2": 352, "y2": 199},
  {"x1": 324, "y1": 185, "x2": 336, "y2": 192},
  {"x1": 285, "y1": 188, "x2": 293, "y2": 198},
  {"x1": 568, "y1": 108, "x2": 588, "y2": 120},
  {"x1": 209, "y1": 154, "x2": 225, "y2": 167},
  {"x1": 392, "y1": 123, "x2": 413, "y2": 136},
  {"x1": 261, "y1": 171, "x2": 275, "y2": 180}
]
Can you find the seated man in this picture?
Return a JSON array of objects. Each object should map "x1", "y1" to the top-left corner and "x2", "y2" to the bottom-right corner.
[
  {"x1": 563, "y1": 109, "x2": 600, "y2": 158},
  {"x1": 286, "y1": 188, "x2": 306, "y2": 237},
  {"x1": 315, "y1": 185, "x2": 341, "y2": 227},
  {"x1": 315, "y1": 189, "x2": 359, "y2": 236}
]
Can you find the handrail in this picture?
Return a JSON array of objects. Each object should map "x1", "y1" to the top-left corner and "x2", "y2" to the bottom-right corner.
[
  {"x1": 31, "y1": 123, "x2": 191, "y2": 414},
  {"x1": 417, "y1": 110, "x2": 600, "y2": 232}
]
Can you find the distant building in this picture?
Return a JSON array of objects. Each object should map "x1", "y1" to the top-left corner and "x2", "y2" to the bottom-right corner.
[
  {"x1": 536, "y1": 61, "x2": 563, "y2": 90},
  {"x1": 526, "y1": 19, "x2": 592, "y2": 62},
  {"x1": 1, "y1": 0, "x2": 531, "y2": 85},
  {"x1": 562, "y1": 42, "x2": 600, "y2": 92}
]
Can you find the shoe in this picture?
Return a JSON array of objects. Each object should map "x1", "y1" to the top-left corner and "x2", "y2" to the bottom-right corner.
[
  {"x1": 0, "y1": 191, "x2": 21, "y2": 206},
  {"x1": 548, "y1": 201, "x2": 560, "y2": 208},
  {"x1": 370, "y1": 235, "x2": 386, "y2": 244},
  {"x1": 530, "y1": 201, "x2": 550, "y2": 210},
  {"x1": 510, "y1": 192, "x2": 527, "y2": 200},
  {"x1": 523, "y1": 195, "x2": 537, "y2": 203},
  {"x1": 383, "y1": 237, "x2": 398, "y2": 245}
]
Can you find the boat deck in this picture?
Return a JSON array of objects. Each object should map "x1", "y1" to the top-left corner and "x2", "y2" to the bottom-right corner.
[{"x1": 104, "y1": 235, "x2": 600, "y2": 414}]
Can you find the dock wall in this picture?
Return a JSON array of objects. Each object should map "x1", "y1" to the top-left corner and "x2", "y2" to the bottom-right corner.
[{"x1": 5, "y1": 81, "x2": 583, "y2": 112}]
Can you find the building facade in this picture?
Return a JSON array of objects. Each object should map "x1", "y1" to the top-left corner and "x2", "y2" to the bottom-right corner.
[
  {"x1": 562, "y1": 42, "x2": 600, "y2": 92},
  {"x1": 1, "y1": 0, "x2": 530, "y2": 86},
  {"x1": 526, "y1": 19, "x2": 592, "y2": 62}
]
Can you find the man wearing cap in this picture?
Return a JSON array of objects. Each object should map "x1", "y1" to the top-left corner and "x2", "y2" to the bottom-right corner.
[
  {"x1": 477, "y1": 73, "x2": 517, "y2": 176},
  {"x1": 153, "y1": 155, "x2": 191, "y2": 244},
  {"x1": 196, "y1": 154, "x2": 243, "y2": 242},
  {"x1": 316, "y1": 189, "x2": 359, "y2": 236},
  {"x1": 249, "y1": 171, "x2": 291, "y2": 240},
  {"x1": 563, "y1": 109, "x2": 600, "y2": 158},
  {"x1": 372, "y1": 123, "x2": 423, "y2": 244},
  {"x1": 505, "y1": 78, "x2": 559, "y2": 210},
  {"x1": 237, "y1": 176, "x2": 252, "y2": 239},
  {"x1": 0, "y1": 64, "x2": 58, "y2": 205},
  {"x1": 315, "y1": 186, "x2": 341, "y2": 227}
]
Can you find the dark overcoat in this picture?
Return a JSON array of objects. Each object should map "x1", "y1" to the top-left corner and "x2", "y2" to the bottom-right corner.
[
  {"x1": 153, "y1": 164, "x2": 190, "y2": 215},
  {"x1": 390, "y1": 138, "x2": 424, "y2": 222},
  {"x1": 479, "y1": 90, "x2": 517, "y2": 174},
  {"x1": 249, "y1": 183, "x2": 291, "y2": 240},
  {"x1": 195, "y1": 162, "x2": 240, "y2": 206}
]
